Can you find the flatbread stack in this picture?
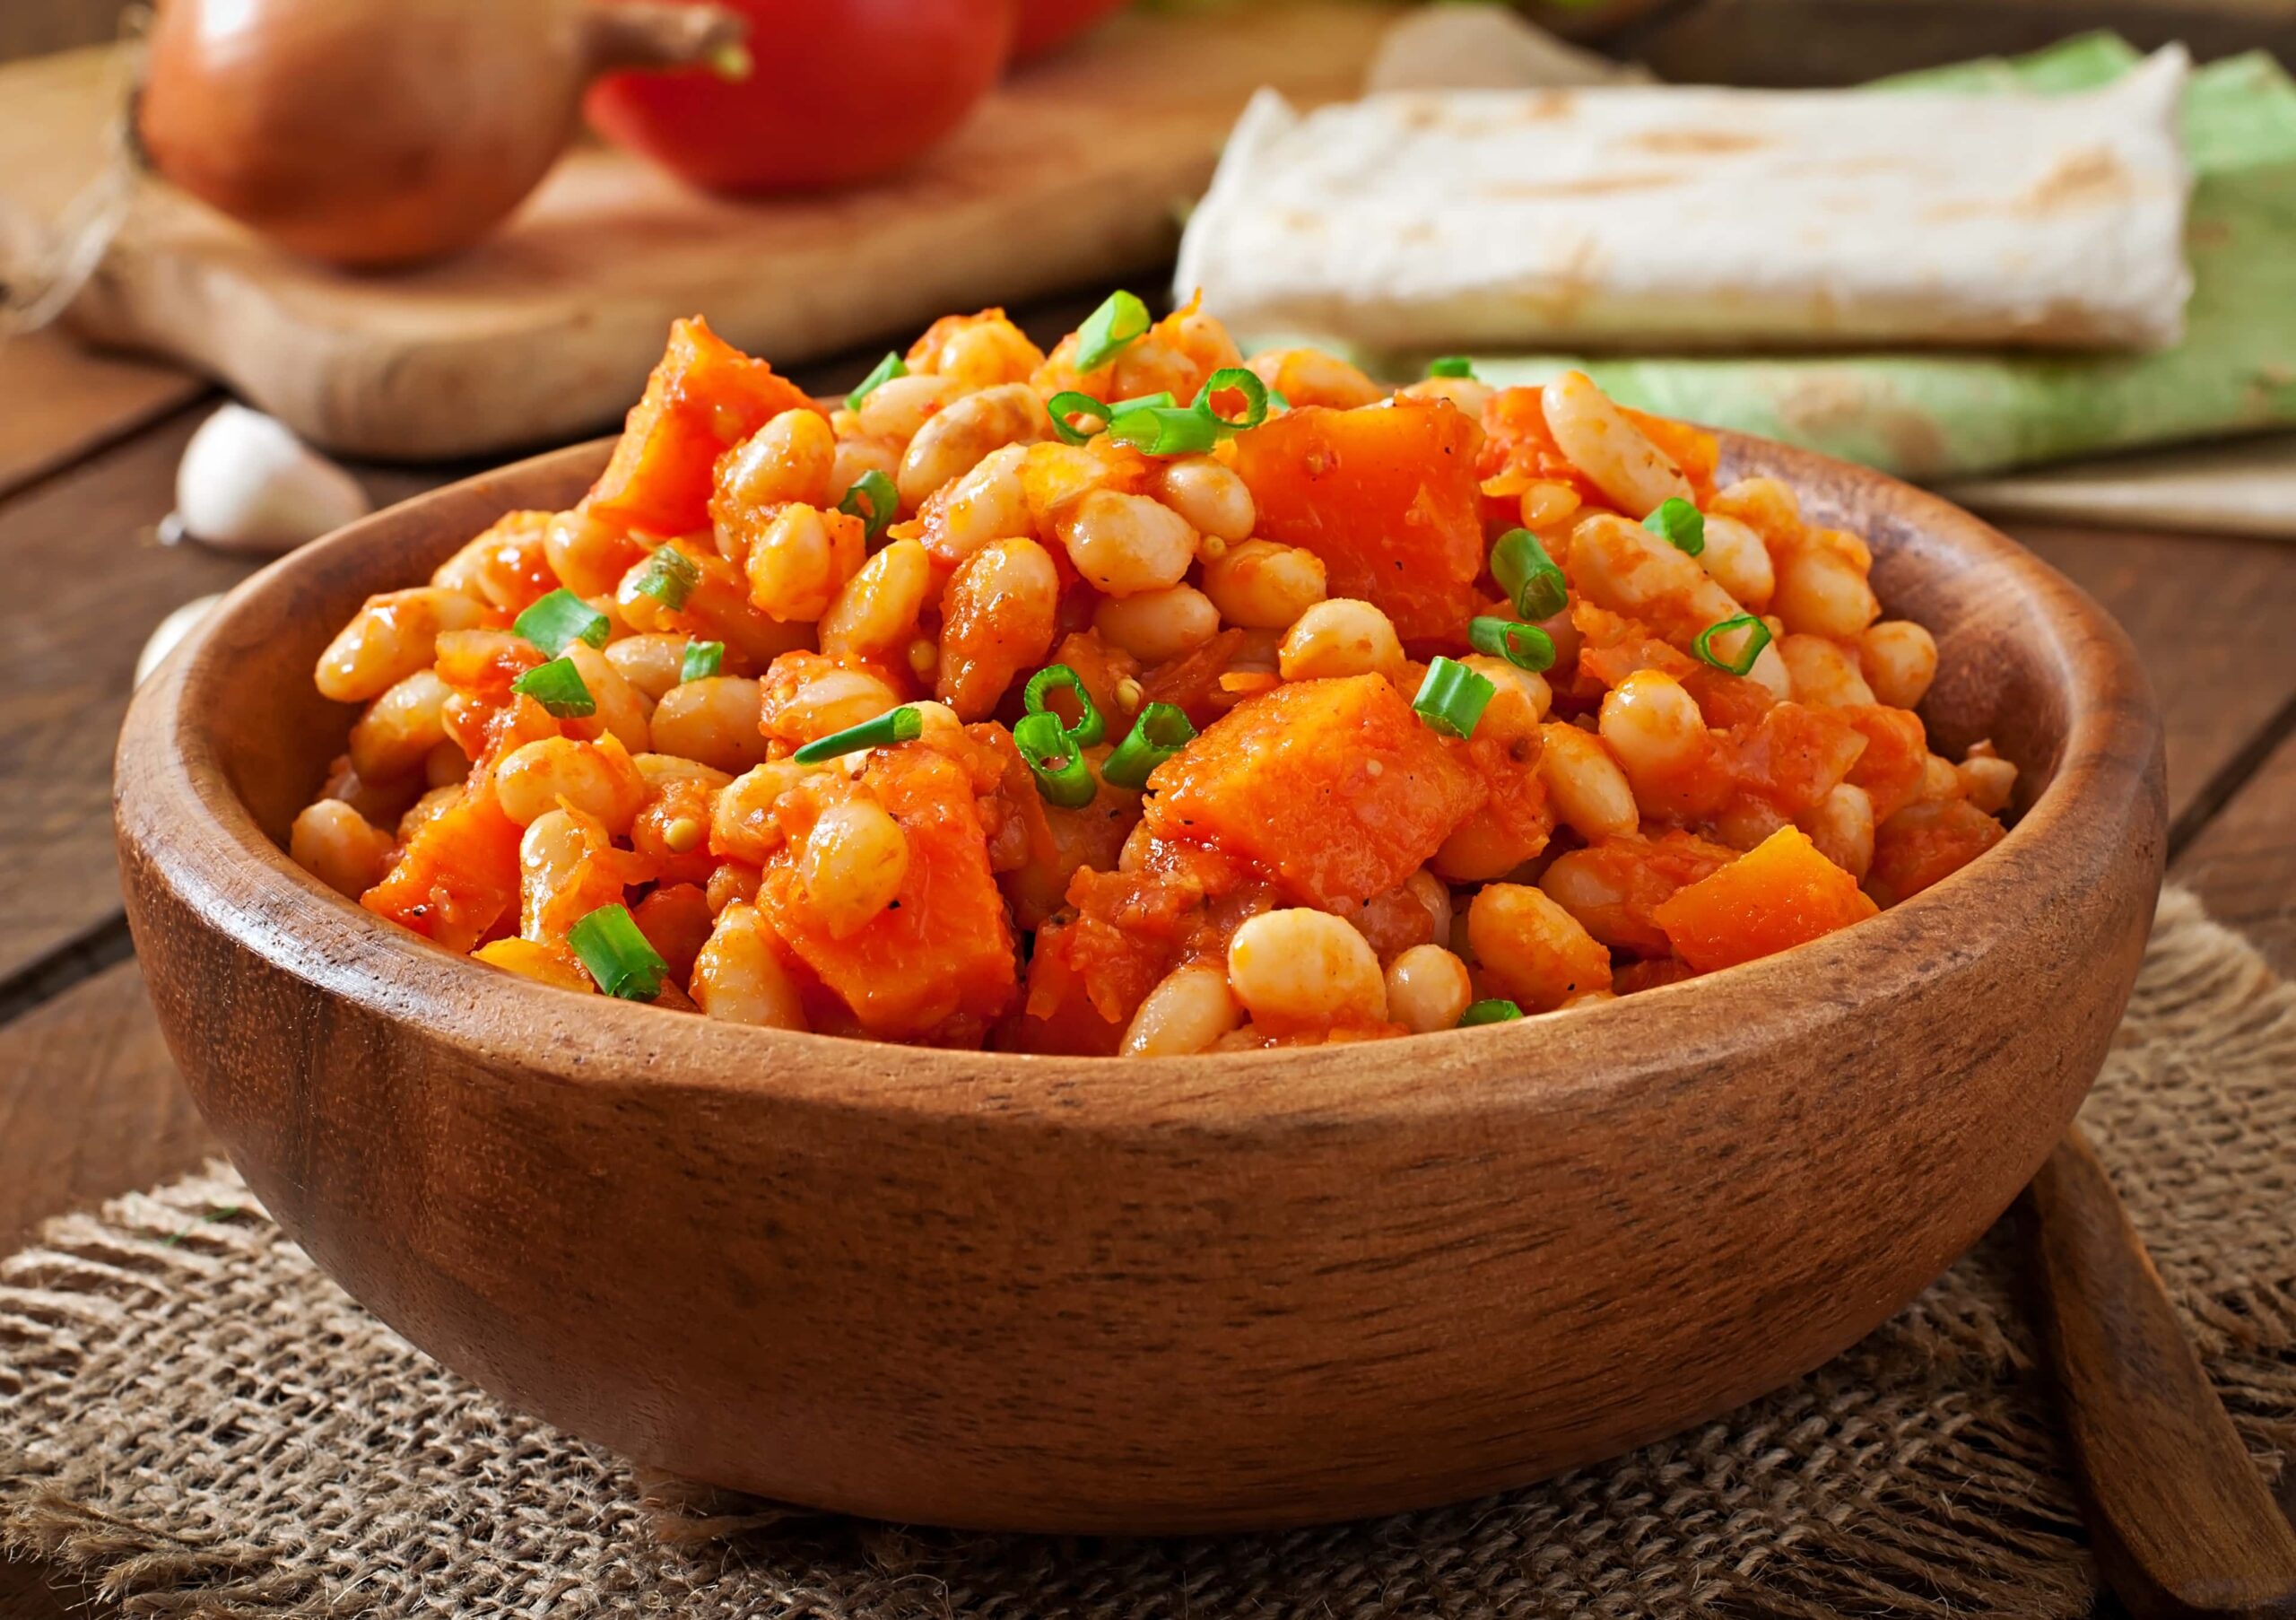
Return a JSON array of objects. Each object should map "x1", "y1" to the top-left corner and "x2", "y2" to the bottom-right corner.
[{"x1": 1175, "y1": 48, "x2": 2194, "y2": 353}]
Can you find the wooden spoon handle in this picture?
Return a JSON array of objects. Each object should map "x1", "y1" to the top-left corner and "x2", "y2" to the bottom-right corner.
[{"x1": 2024, "y1": 1125, "x2": 2296, "y2": 1620}]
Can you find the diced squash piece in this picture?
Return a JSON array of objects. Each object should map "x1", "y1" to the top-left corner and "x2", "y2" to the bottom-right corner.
[
  {"x1": 1652, "y1": 824, "x2": 1880, "y2": 972},
  {"x1": 1230, "y1": 398, "x2": 1485, "y2": 643},
  {"x1": 759, "y1": 743, "x2": 1016, "y2": 1041},
  {"x1": 361, "y1": 789, "x2": 524, "y2": 954},
  {"x1": 1842, "y1": 704, "x2": 1929, "y2": 823},
  {"x1": 473, "y1": 936, "x2": 595, "y2": 992},
  {"x1": 1540, "y1": 831, "x2": 1737, "y2": 956},
  {"x1": 1866, "y1": 798, "x2": 2007, "y2": 908},
  {"x1": 587, "y1": 317, "x2": 822, "y2": 538},
  {"x1": 1144, "y1": 675, "x2": 1483, "y2": 908},
  {"x1": 1726, "y1": 701, "x2": 1869, "y2": 819}
]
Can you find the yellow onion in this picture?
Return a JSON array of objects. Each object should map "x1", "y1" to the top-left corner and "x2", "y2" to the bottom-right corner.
[{"x1": 137, "y1": 0, "x2": 747, "y2": 268}]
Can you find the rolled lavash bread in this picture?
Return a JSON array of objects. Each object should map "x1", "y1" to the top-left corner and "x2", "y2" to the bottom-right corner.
[{"x1": 1175, "y1": 48, "x2": 2194, "y2": 353}]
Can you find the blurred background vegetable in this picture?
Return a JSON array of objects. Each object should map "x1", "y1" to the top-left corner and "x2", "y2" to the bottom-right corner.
[
  {"x1": 585, "y1": 0, "x2": 1018, "y2": 193},
  {"x1": 1013, "y1": 0, "x2": 1131, "y2": 57},
  {"x1": 137, "y1": 0, "x2": 751, "y2": 267}
]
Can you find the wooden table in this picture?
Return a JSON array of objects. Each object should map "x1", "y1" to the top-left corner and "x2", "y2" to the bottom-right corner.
[{"x1": 3, "y1": 305, "x2": 2293, "y2": 1615}]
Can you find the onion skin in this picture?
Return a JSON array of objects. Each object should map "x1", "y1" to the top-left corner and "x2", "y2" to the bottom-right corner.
[{"x1": 137, "y1": 0, "x2": 745, "y2": 269}]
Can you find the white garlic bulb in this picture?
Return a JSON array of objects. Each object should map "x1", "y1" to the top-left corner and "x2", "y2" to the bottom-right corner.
[
  {"x1": 136, "y1": 594, "x2": 226, "y2": 688},
  {"x1": 171, "y1": 404, "x2": 371, "y2": 554}
]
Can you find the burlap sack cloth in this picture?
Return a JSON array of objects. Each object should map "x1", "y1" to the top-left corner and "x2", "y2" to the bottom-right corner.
[{"x1": 4, "y1": 887, "x2": 2292, "y2": 1618}]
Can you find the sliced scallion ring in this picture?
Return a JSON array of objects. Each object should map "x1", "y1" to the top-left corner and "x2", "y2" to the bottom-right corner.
[
  {"x1": 837, "y1": 468, "x2": 900, "y2": 541},
  {"x1": 1191, "y1": 367, "x2": 1269, "y2": 431},
  {"x1": 1106, "y1": 405, "x2": 1222, "y2": 457},
  {"x1": 1458, "y1": 998, "x2": 1524, "y2": 1026},
  {"x1": 1643, "y1": 496, "x2": 1705, "y2": 556},
  {"x1": 512, "y1": 588, "x2": 610, "y2": 655},
  {"x1": 1101, "y1": 702, "x2": 1196, "y2": 789},
  {"x1": 679, "y1": 640, "x2": 724, "y2": 683},
  {"x1": 1412, "y1": 656, "x2": 1496, "y2": 739},
  {"x1": 1074, "y1": 290, "x2": 1152, "y2": 372},
  {"x1": 1022, "y1": 663, "x2": 1106, "y2": 747},
  {"x1": 1013, "y1": 710, "x2": 1097, "y2": 808},
  {"x1": 568, "y1": 902, "x2": 667, "y2": 1002},
  {"x1": 1490, "y1": 528, "x2": 1569, "y2": 623},
  {"x1": 1692, "y1": 613, "x2": 1774, "y2": 678},
  {"x1": 791, "y1": 705, "x2": 924, "y2": 763},
  {"x1": 509, "y1": 657, "x2": 596, "y2": 719},
  {"x1": 1467, "y1": 616, "x2": 1558, "y2": 674},
  {"x1": 848, "y1": 351, "x2": 907, "y2": 410},
  {"x1": 633, "y1": 545, "x2": 700, "y2": 611},
  {"x1": 1108, "y1": 391, "x2": 1176, "y2": 417},
  {"x1": 1426, "y1": 356, "x2": 1476, "y2": 379},
  {"x1": 1047, "y1": 390, "x2": 1111, "y2": 445}
]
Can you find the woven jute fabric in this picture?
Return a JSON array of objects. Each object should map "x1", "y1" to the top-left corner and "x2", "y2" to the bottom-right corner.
[{"x1": 4, "y1": 885, "x2": 2293, "y2": 1619}]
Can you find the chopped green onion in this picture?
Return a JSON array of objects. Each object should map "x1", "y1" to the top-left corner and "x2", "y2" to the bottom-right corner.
[
  {"x1": 680, "y1": 640, "x2": 724, "y2": 683},
  {"x1": 568, "y1": 902, "x2": 667, "y2": 1002},
  {"x1": 1459, "y1": 998, "x2": 1524, "y2": 1026},
  {"x1": 633, "y1": 545, "x2": 700, "y2": 611},
  {"x1": 848, "y1": 350, "x2": 906, "y2": 410},
  {"x1": 1109, "y1": 391, "x2": 1176, "y2": 417},
  {"x1": 1643, "y1": 496, "x2": 1705, "y2": 556},
  {"x1": 1491, "y1": 528, "x2": 1569, "y2": 623},
  {"x1": 837, "y1": 469, "x2": 900, "y2": 541},
  {"x1": 1107, "y1": 405, "x2": 1222, "y2": 457},
  {"x1": 791, "y1": 705, "x2": 924, "y2": 763},
  {"x1": 1022, "y1": 663, "x2": 1106, "y2": 746},
  {"x1": 1013, "y1": 710, "x2": 1097, "y2": 807},
  {"x1": 512, "y1": 588, "x2": 610, "y2": 655},
  {"x1": 510, "y1": 657, "x2": 596, "y2": 719},
  {"x1": 1074, "y1": 290, "x2": 1152, "y2": 372},
  {"x1": 1413, "y1": 656, "x2": 1496, "y2": 739},
  {"x1": 1192, "y1": 367, "x2": 1270, "y2": 431},
  {"x1": 1467, "y1": 616, "x2": 1558, "y2": 674},
  {"x1": 1427, "y1": 356, "x2": 1476, "y2": 379},
  {"x1": 1102, "y1": 702, "x2": 1196, "y2": 789},
  {"x1": 1047, "y1": 390, "x2": 1110, "y2": 445},
  {"x1": 1692, "y1": 614, "x2": 1775, "y2": 679},
  {"x1": 1267, "y1": 388, "x2": 1292, "y2": 413}
]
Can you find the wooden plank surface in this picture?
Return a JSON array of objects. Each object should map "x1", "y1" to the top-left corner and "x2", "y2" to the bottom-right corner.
[
  {"x1": 0, "y1": 331, "x2": 203, "y2": 501},
  {"x1": 0, "y1": 4, "x2": 1396, "y2": 461},
  {"x1": 2173, "y1": 723, "x2": 2296, "y2": 976}
]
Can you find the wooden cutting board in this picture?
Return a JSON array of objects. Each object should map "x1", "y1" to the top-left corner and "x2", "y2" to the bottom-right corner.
[{"x1": 0, "y1": 3, "x2": 1396, "y2": 461}]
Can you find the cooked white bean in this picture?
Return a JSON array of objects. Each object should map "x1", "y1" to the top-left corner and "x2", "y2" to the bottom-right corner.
[
  {"x1": 1152, "y1": 456, "x2": 1255, "y2": 542},
  {"x1": 1121, "y1": 962, "x2": 1243, "y2": 1057},
  {"x1": 1383, "y1": 945, "x2": 1474, "y2": 1033},
  {"x1": 290, "y1": 799, "x2": 395, "y2": 898},
  {"x1": 768, "y1": 660, "x2": 904, "y2": 745},
  {"x1": 937, "y1": 536, "x2": 1061, "y2": 719},
  {"x1": 829, "y1": 433, "x2": 902, "y2": 499},
  {"x1": 315, "y1": 588, "x2": 489, "y2": 703},
  {"x1": 1796, "y1": 782, "x2": 1875, "y2": 879},
  {"x1": 1698, "y1": 513, "x2": 1775, "y2": 611},
  {"x1": 1226, "y1": 910, "x2": 1386, "y2": 1028},
  {"x1": 1277, "y1": 598, "x2": 1404, "y2": 682},
  {"x1": 711, "y1": 760, "x2": 813, "y2": 863},
  {"x1": 798, "y1": 797, "x2": 910, "y2": 939},
  {"x1": 1540, "y1": 370, "x2": 1690, "y2": 517},
  {"x1": 898, "y1": 382, "x2": 1047, "y2": 510},
  {"x1": 1057, "y1": 489, "x2": 1197, "y2": 597},
  {"x1": 1777, "y1": 633, "x2": 1877, "y2": 709},
  {"x1": 648, "y1": 677, "x2": 770, "y2": 774},
  {"x1": 855, "y1": 371, "x2": 961, "y2": 441},
  {"x1": 603, "y1": 632, "x2": 695, "y2": 701},
  {"x1": 1536, "y1": 721, "x2": 1639, "y2": 840},
  {"x1": 1458, "y1": 654, "x2": 1550, "y2": 746},
  {"x1": 744, "y1": 503, "x2": 866, "y2": 623},
  {"x1": 560, "y1": 641, "x2": 652, "y2": 756},
  {"x1": 1093, "y1": 585, "x2": 1221, "y2": 665},
  {"x1": 1958, "y1": 752, "x2": 2018, "y2": 814},
  {"x1": 927, "y1": 316, "x2": 1046, "y2": 390},
  {"x1": 1567, "y1": 511, "x2": 1745, "y2": 644},
  {"x1": 691, "y1": 901, "x2": 809, "y2": 1029},
  {"x1": 347, "y1": 668, "x2": 451, "y2": 783},
  {"x1": 718, "y1": 407, "x2": 837, "y2": 512},
  {"x1": 1598, "y1": 670, "x2": 1716, "y2": 817},
  {"x1": 1405, "y1": 869, "x2": 1454, "y2": 944},
  {"x1": 1467, "y1": 884, "x2": 1612, "y2": 1012},
  {"x1": 1859, "y1": 620, "x2": 1939, "y2": 710},
  {"x1": 1773, "y1": 544, "x2": 1881, "y2": 640},
  {"x1": 493, "y1": 735, "x2": 647, "y2": 832},
  {"x1": 1200, "y1": 539, "x2": 1326, "y2": 630},
  {"x1": 820, "y1": 538, "x2": 932, "y2": 662}
]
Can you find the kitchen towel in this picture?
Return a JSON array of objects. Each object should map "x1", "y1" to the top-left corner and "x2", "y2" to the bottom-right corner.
[{"x1": 4, "y1": 887, "x2": 2292, "y2": 1618}]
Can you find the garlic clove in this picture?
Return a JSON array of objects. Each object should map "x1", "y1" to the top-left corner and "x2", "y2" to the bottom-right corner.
[
  {"x1": 173, "y1": 404, "x2": 372, "y2": 554},
  {"x1": 137, "y1": 594, "x2": 227, "y2": 688}
]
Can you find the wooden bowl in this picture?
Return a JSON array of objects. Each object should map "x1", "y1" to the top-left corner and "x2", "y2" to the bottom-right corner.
[{"x1": 115, "y1": 433, "x2": 2165, "y2": 1534}]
